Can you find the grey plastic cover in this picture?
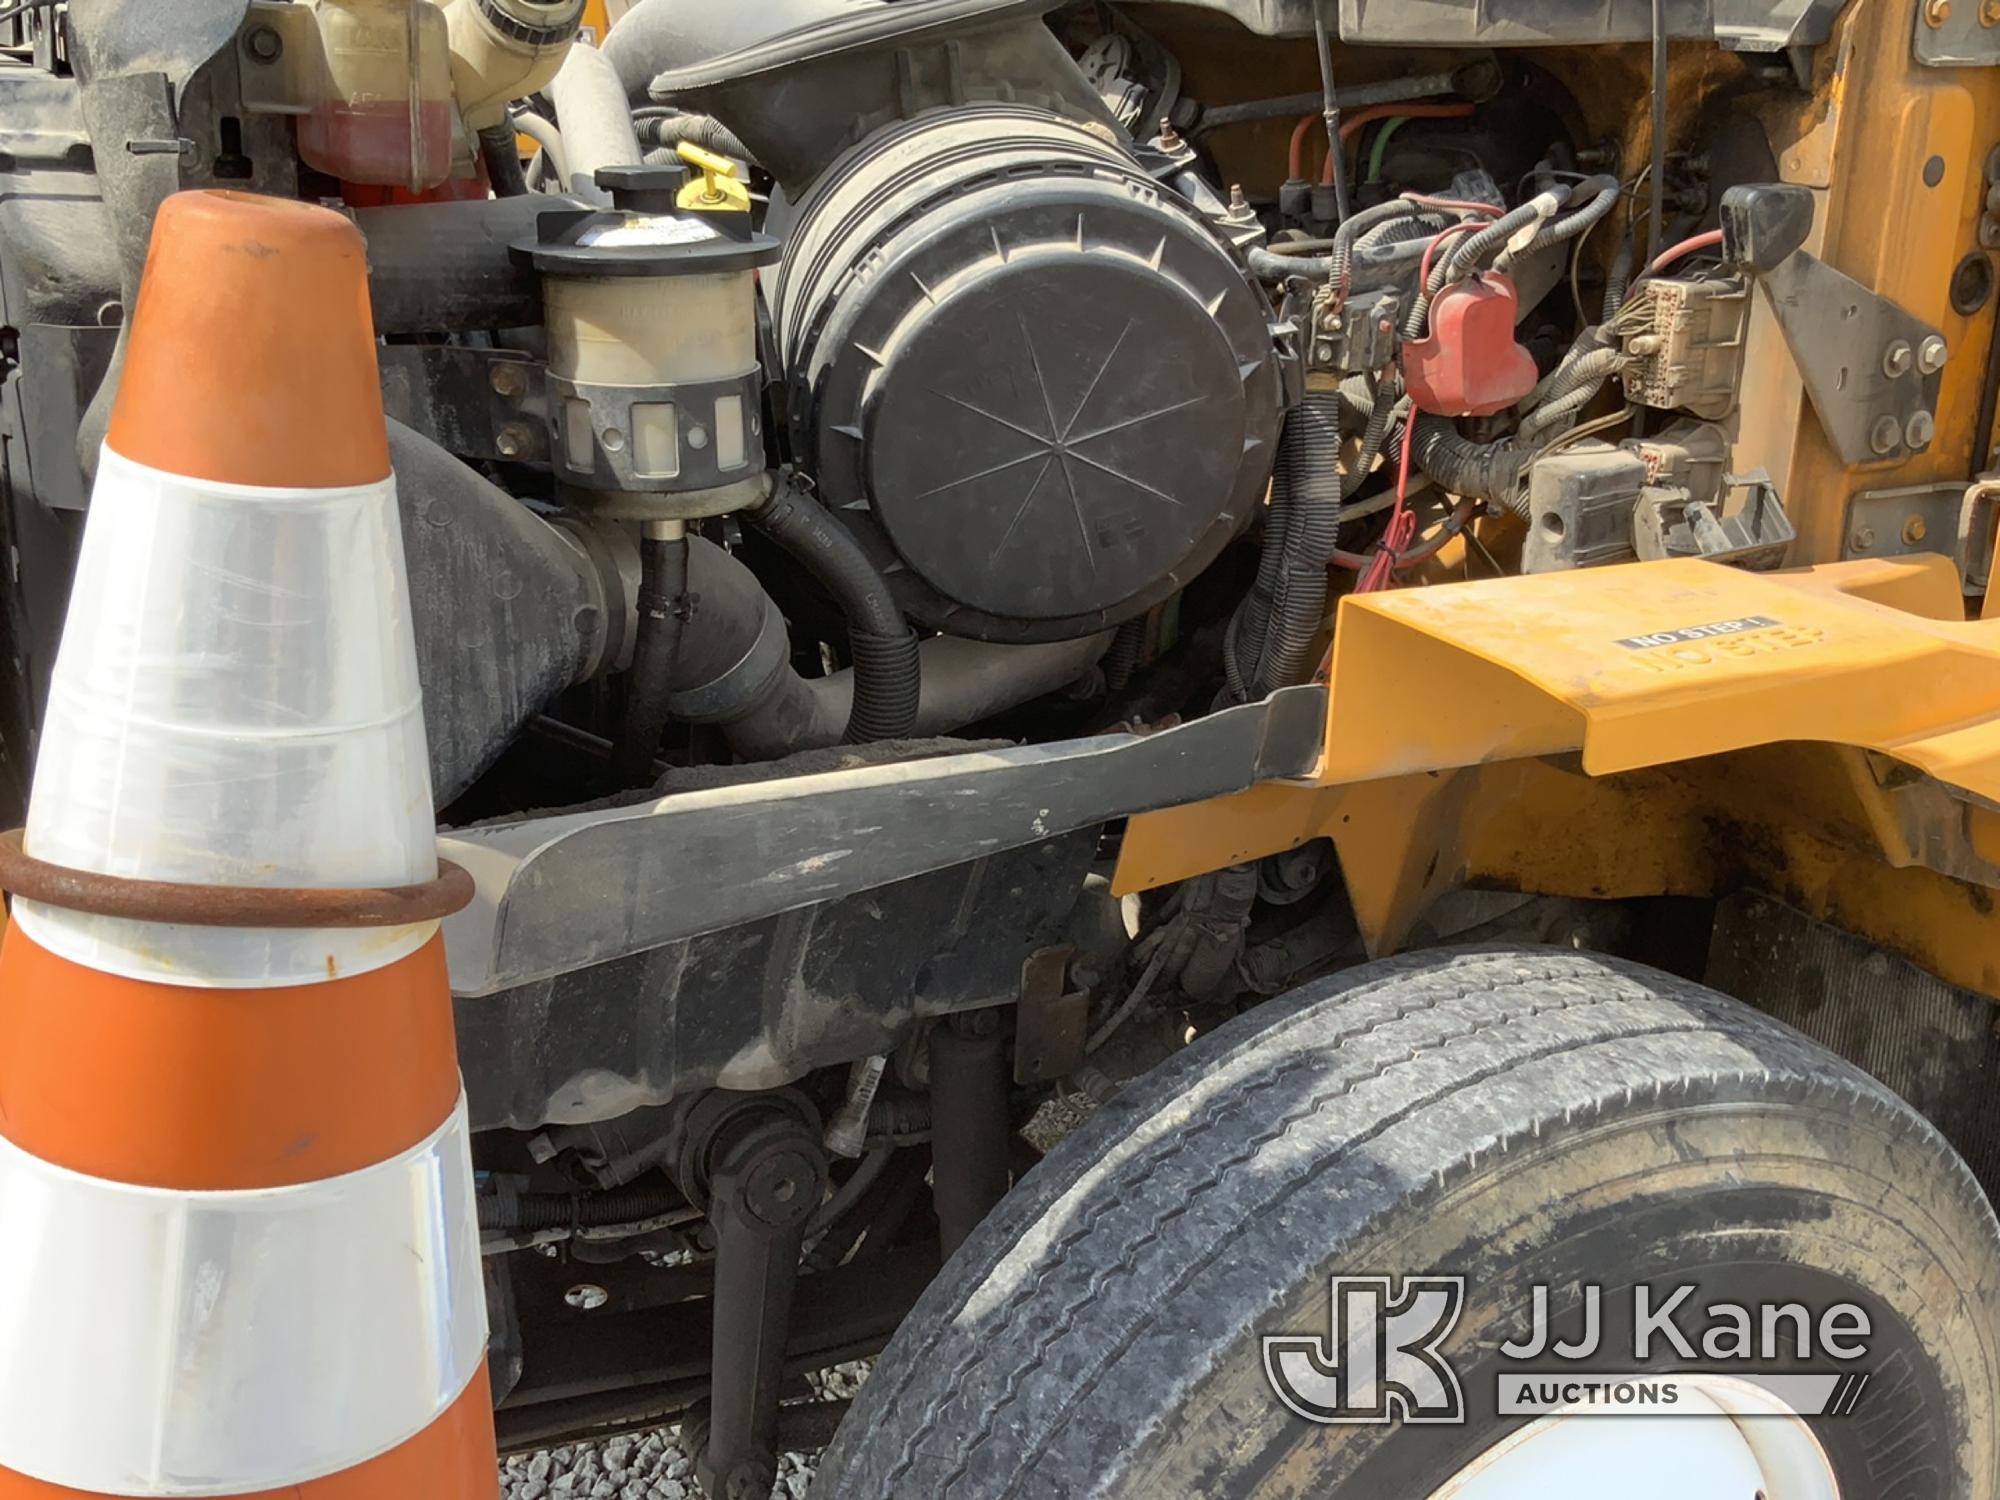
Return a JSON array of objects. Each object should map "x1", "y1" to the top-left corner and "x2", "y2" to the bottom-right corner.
[
  {"x1": 606, "y1": 0, "x2": 1057, "y2": 97},
  {"x1": 1119, "y1": 0, "x2": 1850, "y2": 51}
]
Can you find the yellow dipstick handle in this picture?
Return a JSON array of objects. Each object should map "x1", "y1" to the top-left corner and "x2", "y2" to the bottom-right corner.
[{"x1": 677, "y1": 142, "x2": 751, "y2": 214}]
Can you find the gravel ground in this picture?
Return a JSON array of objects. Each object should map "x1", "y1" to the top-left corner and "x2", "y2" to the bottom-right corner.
[{"x1": 501, "y1": 1364, "x2": 871, "y2": 1500}]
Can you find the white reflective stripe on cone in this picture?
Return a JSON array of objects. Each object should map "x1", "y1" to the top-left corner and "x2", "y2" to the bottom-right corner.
[
  {"x1": 0, "y1": 1096, "x2": 486, "y2": 1497},
  {"x1": 18, "y1": 445, "x2": 436, "y2": 989}
]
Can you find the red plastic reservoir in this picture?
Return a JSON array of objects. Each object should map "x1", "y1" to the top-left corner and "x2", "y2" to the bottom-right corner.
[
  {"x1": 1401, "y1": 273, "x2": 1540, "y2": 417},
  {"x1": 296, "y1": 0, "x2": 454, "y2": 192}
]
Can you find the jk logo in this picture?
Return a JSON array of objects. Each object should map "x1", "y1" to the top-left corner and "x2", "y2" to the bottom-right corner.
[{"x1": 1263, "y1": 1276, "x2": 1467, "y2": 1425}]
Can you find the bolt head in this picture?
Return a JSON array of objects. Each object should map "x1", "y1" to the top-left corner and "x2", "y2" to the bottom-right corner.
[
  {"x1": 1883, "y1": 340, "x2": 1914, "y2": 378},
  {"x1": 1853, "y1": 527, "x2": 1877, "y2": 550},
  {"x1": 1903, "y1": 514, "x2": 1931, "y2": 545},
  {"x1": 1919, "y1": 334, "x2": 1949, "y2": 373},
  {"x1": 1907, "y1": 409, "x2": 1937, "y2": 449},
  {"x1": 1927, "y1": 0, "x2": 1952, "y2": 26},
  {"x1": 1870, "y1": 414, "x2": 1904, "y2": 455},
  {"x1": 243, "y1": 25, "x2": 283, "y2": 62},
  {"x1": 489, "y1": 362, "x2": 526, "y2": 398},
  {"x1": 495, "y1": 422, "x2": 533, "y2": 459},
  {"x1": 1983, "y1": 0, "x2": 2000, "y2": 25}
]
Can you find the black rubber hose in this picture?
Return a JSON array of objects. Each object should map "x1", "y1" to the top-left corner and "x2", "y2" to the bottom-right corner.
[
  {"x1": 1394, "y1": 414, "x2": 1534, "y2": 513},
  {"x1": 611, "y1": 534, "x2": 690, "y2": 787},
  {"x1": 1602, "y1": 233, "x2": 1637, "y2": 320},
  {"x1": 1518, "y1": 356, "x2": 1622, "y2": 444},
  {"x1": 1233, "y1": 376, "x2": 1374, "y2": 695},
  {"x1": 1232, "y1": 441, "x2": 1296, "y2": 694},
  {"x1": 1255, "y1": 384, "x2": 1398, "y2": 695},
  {"x1": 478, "y1": 123, "x2": 529, "y2": 197},
  {"x1": 483, "y1": 1184, "x2": 686, "y2": 1235},
  {"x1": 1256, "y1": 391, "x2": 1347, "y2": 691},
  {"x1": 635, "y1": 110, "x2": 752, "y2": 162},
  {"x1": 1515, "y1": 175, "x2": 1619, "y2": 259},
  {"x1": 1246, "y1": 199, "x2": 1424, "y2": 284},
  {"x1": 1519, "y1": 328, "x2": 1625, "y2": 444},
  {"x1": 1404, "y1": 190, "x2": 1572, "y2": 340},
  {"x1": 1354, "y1": 212, "x2": 1444, "y2": 255},
  {"x1": 1103, "y1": 618, "x2": 1145, "y2": 693},
  {"x1": 749, "y1": 482, "x2": 921, "y2": 743}
]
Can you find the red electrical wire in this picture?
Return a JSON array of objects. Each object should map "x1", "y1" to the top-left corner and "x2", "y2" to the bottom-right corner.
[
  {"x1": 1287, "y1": 113, "x2": 1322, "y2": 183},
  {"x1": 1345, "y1": 220, "x2": 1484, "y2": 592},
  {"x1": 1323, "y1": 104, "x2": 1475, "y2": 186},
  {"x1": 1648, "y1": 228, "x2": 1725, "y2": 274},
  {"x1": 1356, "y1": 406, "x2": 1418, "y2": 593},
  {"x1": 1285, "y1": 102, "x2": 1477, "y2": 184},
  {"x1": 1399, "y1": 193, "x2": 1503, "y2": 217}
]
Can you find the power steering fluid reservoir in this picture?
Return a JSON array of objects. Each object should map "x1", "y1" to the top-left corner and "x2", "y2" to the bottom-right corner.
[{"x1": 512, "y1": 149, "x2": 780, "y2": 520}]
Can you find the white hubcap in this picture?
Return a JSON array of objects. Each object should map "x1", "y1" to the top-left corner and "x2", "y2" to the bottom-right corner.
[{"x1": 1429, "y1": 1376, "x2": 1841, "y2": 1500}]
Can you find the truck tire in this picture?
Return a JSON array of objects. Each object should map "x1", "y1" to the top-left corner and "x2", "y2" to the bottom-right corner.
[{"x1": 815, "y1": 948, "x2": 2000, "y2": 1499}]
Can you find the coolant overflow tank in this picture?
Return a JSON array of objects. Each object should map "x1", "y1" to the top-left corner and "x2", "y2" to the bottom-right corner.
[{"x1": 512, "y1": 160, "x2": 780, "y2": 520}]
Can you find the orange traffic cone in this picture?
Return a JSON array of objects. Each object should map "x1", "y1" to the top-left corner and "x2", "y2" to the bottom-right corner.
[{"x1": 0, "y1": 192, "x2": 496, "y2": 1497}]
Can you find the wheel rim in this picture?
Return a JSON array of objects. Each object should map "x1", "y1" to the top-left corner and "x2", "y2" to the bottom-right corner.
[{"x1": 1427, "y1": 1375, "x2": 1841, "y2": 1500}]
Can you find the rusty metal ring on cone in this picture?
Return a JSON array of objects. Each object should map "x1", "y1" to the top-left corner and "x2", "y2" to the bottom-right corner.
[{"x1": 0, "y1": 829, "x2": 475, "y2": 928}]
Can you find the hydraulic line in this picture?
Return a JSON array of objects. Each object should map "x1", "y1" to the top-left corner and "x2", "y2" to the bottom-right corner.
[{"x1": 610, "y1": 527, "x2": 689, "y2": 787}]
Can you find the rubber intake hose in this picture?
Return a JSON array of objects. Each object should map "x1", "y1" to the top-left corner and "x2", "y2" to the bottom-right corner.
[
  {"x1": 611, "y1": 532, "x2": 690, "y2": 786},
  {"x1": 748, "y1": 482, "x2": 921, "y2": 743}
]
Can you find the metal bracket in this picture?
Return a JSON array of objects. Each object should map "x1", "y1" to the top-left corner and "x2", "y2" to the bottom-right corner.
[
  {"x1": 1914, "y1": 0, "x2": 2000, "y2": 68},
  {"x1": 235, "y1": 1, "x2": 325, "y2": 116},
  {"x1": 378, "y1": 344, "x2": 547, "y2": 464},
  {"x1": 545, "y1": 369, "x2": 766, "y2": 503},
  {"x1": 1757, "y1": 251, "x2": 1946, "y2": 466},
  {"x1": 1013, "y1": 946, "x2": 1089, "y2": 1085},
  {"x1": 1844, "y1": 480, "x2": 1969, "y2": 569}
]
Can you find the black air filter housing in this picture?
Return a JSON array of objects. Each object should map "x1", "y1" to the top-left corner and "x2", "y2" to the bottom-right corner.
[{"x1": 775, "y1": 106, "x2": 1283, "y2": 643}]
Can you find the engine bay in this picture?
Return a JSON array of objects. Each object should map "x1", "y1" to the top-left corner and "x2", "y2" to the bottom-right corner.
[{"x1": 5, "y1": 0, "x2": 1952, "y2": 1455}]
